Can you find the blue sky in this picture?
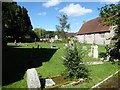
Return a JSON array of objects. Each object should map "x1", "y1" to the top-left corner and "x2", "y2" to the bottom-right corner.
[{"x1": 17, "y1": 0, "x2": 118, "y2": 33}]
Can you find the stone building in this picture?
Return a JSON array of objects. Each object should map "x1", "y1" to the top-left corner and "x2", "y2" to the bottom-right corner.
[{"x1": 76, "y1": 17, "x2": 115, "y2": 45}]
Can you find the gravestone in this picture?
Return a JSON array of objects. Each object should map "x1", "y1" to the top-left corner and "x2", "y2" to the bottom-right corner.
[
  {"x1": 27, "y1": 68, "x2": 41, "y2": 89},
  {"x1": 64, "y1": 44, "x2": 68, "y2": 48},
  {"x1": 88, "y1": 52, "x2": 92, "y2": 57},
  {"x1": 69, "y1": 40, "x2": 74, "y2": 47},
  {"x1": 82, "y1": 46, "x2": 87, "y2": 50},
  {"x1": 14, "y1": 39, "x2": 17, "y2": 46},
  {"x1": 88, "y1": 45, "x2": 93, "y2": 57},
  {"x1": 54, "y1": 35, "x2": 58, "y2": 40},
  {"x1": 45, "y1": 79, "x2": 55, "y2": 88},
  {"x1": 93, "y1": 45, "x2": 98, "y2": 58}
]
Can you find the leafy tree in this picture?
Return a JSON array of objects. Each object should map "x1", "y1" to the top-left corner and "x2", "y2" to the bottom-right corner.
[
  {"x1": 45, "y1": 31, "x2": 55, "y2": 38},
  {"x1": 2, "y1": 2, "x2": 33, "y2": 43},
  {"x1": 33, "y1": 28, "x2": 55, "y2": 39},
  {"x1": 56, "y1": 14, "x2": 70, "y2": 39},
  {"x1": 62, "y1": 39, "x2": 89, "y2": 79},
  {"x1": 34, "y1": 28, "x2": 46, "y2": 39},
  {"x1": 99, "y1": 2, "x2": 120, "y2": 60}
]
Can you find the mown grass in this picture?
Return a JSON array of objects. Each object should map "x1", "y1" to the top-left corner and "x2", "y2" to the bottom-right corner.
[
  {"x1": 36, "y1": 47, "x2": 65, "y2": 78},
  {"x1": 68, "y1": 62, "x2": 119, "y2": 88},
  {"x1": 97, "y1": 71, "x2": 120, "y2": 88},
  {"x1": 3, "y1": 42, "x2": 118, "y2": 88}
]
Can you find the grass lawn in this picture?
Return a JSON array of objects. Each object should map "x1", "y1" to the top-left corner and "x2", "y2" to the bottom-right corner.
[
  {"x1": 68, "y1": 62, "x2": 119, "y2": 89},
  {"x1": 3, "y1": 42, "x2": 119, "y2": 88},
  {"x1": 96, "y1": 71, "x2": 120, "y2": 88}
]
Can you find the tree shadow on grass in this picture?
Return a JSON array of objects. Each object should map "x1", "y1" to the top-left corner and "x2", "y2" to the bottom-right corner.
[{"x1": 2, "y1": 46, "x2": 58, "y2": 86}]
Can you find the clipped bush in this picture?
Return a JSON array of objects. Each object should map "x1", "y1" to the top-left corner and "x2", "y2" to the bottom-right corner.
[{"x1": 62, "y1": 40, "x2": 89, "y2": 79}]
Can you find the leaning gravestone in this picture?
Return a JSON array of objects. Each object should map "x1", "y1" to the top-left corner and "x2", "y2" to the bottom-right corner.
[
  {"x1": 27, "y1": 68, "x2": 41, "y2": 90},
  {"x1": 45, "y1": 79, "x2": 55, "y2": 88},
  {"x1": 93, "y1": 45, "x2": 98, "y2": 58}
]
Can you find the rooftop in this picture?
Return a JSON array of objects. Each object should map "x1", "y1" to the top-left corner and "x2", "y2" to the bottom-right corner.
[{"x1": 77, "y1": 17, "x2": 110, "y2": 35}]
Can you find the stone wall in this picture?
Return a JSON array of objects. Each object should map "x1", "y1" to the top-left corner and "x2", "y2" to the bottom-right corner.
[
  {"x1": 76, "y1": 32, "x2": 113, "y2": 45},
  {"x1": 76, "y1": 26, "x2": 116, "y2": 45}
]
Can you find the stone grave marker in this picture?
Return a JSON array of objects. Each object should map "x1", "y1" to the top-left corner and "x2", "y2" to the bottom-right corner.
[
  {"x1": 93, "y1": 45, "x2": 98, "y2": 58},
  {"x1": 64, "y1": 44, "x2": 68, "y2": 48},
  {"x1": 88, "y1": 52, "x2": 92, "y2": 57},
  {"x1": 82, "y1": 46, "x2": 87, "y2": 50},
  {"x1": 88, "y1": 45, "x2": 93, "y2": 57},
  {"x1": 14, "y1": 39, "x2": 17, "y2": 46},
  {"x1": 45, "y1": 79, "x2": 55, "y2": 88},
  {"x1": 27, "y1": 68, "x2": 41, "y2": 89}
]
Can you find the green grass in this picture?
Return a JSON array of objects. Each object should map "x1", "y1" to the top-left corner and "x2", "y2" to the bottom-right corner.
[
  {"x1": 3, "y1": 42, "x2": 119, "y2": 88},
  {"x1": 36, "y1": 47, "x2": 66, "y2": 78},
  {"x1": 97, "y1": 72, "x2": 119, "y2": 88},
  {"x1": 68, "y1": 62, "x2": 119, "y2": 88},
  {"x1": 3, "y1": 62, "x2": 118, "y2": 88},
  {"x1": 77, "y1": 43, "x2": 105, "y2": 62},
  {"x1": 7, "y1": 42, "x2": 64, "y2": 48}
]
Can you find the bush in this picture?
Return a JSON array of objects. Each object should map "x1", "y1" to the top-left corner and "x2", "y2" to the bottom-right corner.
[
  {"x1": 105, "y1": 44, "x2": 120, "y2": 61},
  {"x1": 62, "y1": 40, "x2": 89, "y2": 79},
  {"x1": 99, "y1": 52, "x2": 106, "y2": 58},
  {"x1": 110, "y1": 47, "x2": 120, "y2": 60}
]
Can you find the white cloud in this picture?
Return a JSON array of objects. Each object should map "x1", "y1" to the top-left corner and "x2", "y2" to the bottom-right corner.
[
  {"x1": 101, "y1": 0, "x2": 119, "y2": 2},
  {"x1": 100, "y1": 0, "x2": 119, "y2": 4},
  {"x1": 37, "y1": 12, "x2": 47, "y2": 15},
  {"x1": 42, "y1": 0, "x2": 61, "y2": 8},
  {"x1": 59, "y1": 3, "x2": 92, "y2": 17}
]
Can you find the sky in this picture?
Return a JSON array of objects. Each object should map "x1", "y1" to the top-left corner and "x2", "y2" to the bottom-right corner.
[{"x1": 17, "y1": 0, "x2": 119, "y2": 33}]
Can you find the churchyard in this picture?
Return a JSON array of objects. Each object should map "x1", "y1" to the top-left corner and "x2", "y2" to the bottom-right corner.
[{"x1": 3, "y1": 42, "x2": 119, "y2": 89}]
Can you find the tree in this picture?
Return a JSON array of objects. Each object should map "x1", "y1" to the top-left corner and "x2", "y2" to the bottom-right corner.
[
  {"x1": 34, "y1": 28, "x2": 46, "y2": 39},
  {"x1": 2, "y1": 2, "x2": 33, "y2": 43},
  {"x1": 33, "y1": 28, "x2": 55, "y2": 39},
  {"x1": 56, "y1": 14, "x2": 70, "y2": 39},
  {"x1": 99, "y1": 2, "x2": 120, "y2": 60},
  {"x1": 62, "y1": 39, "x2": 89, "y2": 79}
]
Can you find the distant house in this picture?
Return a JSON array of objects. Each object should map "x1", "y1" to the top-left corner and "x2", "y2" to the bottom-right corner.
[
  {"x1": 67, "y1": 32, "x2": 76, "y2": 38},
  {"x1": 76, "y1": 17, "x2": 115, "y2": 45}
]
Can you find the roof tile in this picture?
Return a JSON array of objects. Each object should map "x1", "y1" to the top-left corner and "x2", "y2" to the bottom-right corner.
[{"x1": 77, "y1": 17, "x2": 110, "y2": 35}]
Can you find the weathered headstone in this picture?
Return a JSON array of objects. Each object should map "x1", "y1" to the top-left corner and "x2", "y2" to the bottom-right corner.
[
  {"x1": 93, "y1": 45, "x2": 98, "y2": 58},
  {"x1": 88, "y1": 45, "x2": 93, "y2": 57},
  {"x1": 45, "y1": 79, "x2": 55, "y2": 88},
  {"x1": 14, "y1": 39, "x2": 17, "y2": 46},
  {"x1": 82, "y1": 46, "x2": 87, "y2": 50},
  {"x1": 64, "y1": 44, "x2": 68, "y2": 48},
  {"x1": 69, "y1": 40, "x2": 73, "y2": 46},
  {"x1": 54, "y1": 35, "x2": 58, "y2": 40},
  {"x1": 27, "y1": 68, "x2": 41, "y2": 89},
  {"x1": 88, "y1": 52, "x2": 92, "y2": 57}
]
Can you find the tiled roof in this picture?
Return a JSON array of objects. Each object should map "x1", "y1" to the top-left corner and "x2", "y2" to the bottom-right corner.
[
  {"x1": 67, "y1": 32, "x2": 76, "y2": 37},
  {"x1": 77, "y1": 17, "x2": 110, "y2": 35}
]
